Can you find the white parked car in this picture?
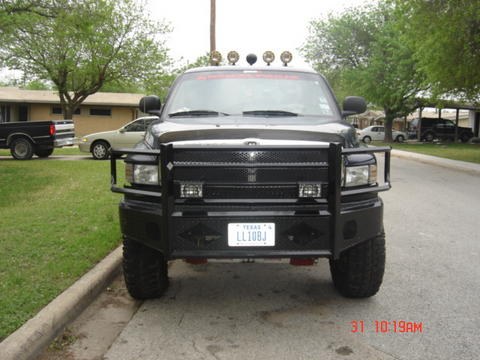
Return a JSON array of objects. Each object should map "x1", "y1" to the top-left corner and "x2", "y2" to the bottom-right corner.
[
  {"x1": 358, "y1": 125, "x2": 406, "y2": 143},
  {"x1": 79, "y1": 116, "x2": 158, "y2": 159}
]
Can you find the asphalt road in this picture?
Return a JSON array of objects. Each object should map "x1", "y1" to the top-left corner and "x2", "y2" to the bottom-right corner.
[{"x1": 102, "y1": 157, "x2": 480, "y2": 360}]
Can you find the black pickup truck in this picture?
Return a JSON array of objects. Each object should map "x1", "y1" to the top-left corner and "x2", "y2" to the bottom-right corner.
[
  {"x1": 0, "y1": 120, "x2": 75, "y2": 159},
  {"x1": 408, "y1": 117, "x2": 474, "y2": 142},
  {"x1": 110, "y1": 51, "x2": 391, "y2": 300}
]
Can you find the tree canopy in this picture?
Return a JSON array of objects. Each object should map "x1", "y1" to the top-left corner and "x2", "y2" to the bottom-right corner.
[
  {"x1": 302, "y1": 3, "x2": 425, "y2": 141},
  {"x1": 0, "y1": 0, "x2": 172, "y2": 118},
  {"x1": 395, "y1": 0, "x2": 480, "y2": 102}
]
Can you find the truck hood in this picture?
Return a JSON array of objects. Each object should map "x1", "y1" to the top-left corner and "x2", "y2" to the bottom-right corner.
[{"x1": 151, "y1": 117, "x2": 358, "y2": 147}]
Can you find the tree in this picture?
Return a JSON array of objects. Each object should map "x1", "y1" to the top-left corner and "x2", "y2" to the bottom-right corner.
[
  {"x1": 302, "y1": 4, "x2": 425, "y2": 142},
  {"x1": 395, "y1": 0, "x2": 480, "y2": 102},
  {"x1": 0, "y1": 0, "x2": 171, "y2": 119},
  {"x1": 0, "y1": 1, "x2": 63, "y2": 37}
]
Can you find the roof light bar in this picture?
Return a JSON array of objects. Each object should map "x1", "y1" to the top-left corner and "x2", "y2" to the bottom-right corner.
[
  {"x1": 280, "y1": 51, "x2": 293, "y2": 66},
  {"x1": 227, "y1": 51, "x2": 240, "y2": 65},
  {"x1": 263, "y1": 51, "x2": 275, "y2": 66},
  {"x1": 210, "y1": 51, "x2": 222, "y2": 66},
  {"x1": 246, "y1": 53, "x2": 257, "y2": 66}
]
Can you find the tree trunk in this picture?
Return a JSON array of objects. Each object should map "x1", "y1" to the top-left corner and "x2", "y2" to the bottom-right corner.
[
  {"x1": 63, "y1": 108, "x2": 73, "y2": 120},
  {"x1": 384, "y1": 108, "x2": 395, "y2": 143},
  {"x1": 62, "y1": 103, "x2": 79, "y2": 120}
]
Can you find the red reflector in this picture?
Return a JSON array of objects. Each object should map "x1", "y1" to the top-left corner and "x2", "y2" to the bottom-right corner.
[
  {"x1": 49, "y1": 124, "x2": 56, "y2": 136},
  {"x1": 184, "y1": 258, "x2": 208, "y2": 265},
  {"x1": 290, "y1": 258, "x2": 315, "y2": 266}
]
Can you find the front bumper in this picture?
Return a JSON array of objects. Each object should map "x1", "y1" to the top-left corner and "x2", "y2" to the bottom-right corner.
[
  {"x1": 111, "y1": 143, "x2": 391, "y2": 260},
  {"x1": 78, "y1": 141, "x2": 91, "y2": 153},
  {"x1": 119, "y1": 196, "x2": 384, "y2": 260}
]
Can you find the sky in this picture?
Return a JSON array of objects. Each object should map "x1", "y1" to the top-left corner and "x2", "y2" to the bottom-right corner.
[
  {"x1": 0, "y1": 0, "x2": 375, "y2": 82},
  {"x1": 147, "y1": 0, "x2": 376, "y2": 68}
]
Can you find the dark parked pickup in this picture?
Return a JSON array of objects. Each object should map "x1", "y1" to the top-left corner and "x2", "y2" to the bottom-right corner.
[
  {"x1": 0, "y1": 120, "x2": 75, "y2": 159},
  {"x1": 408, "y1": 117, "x2": 474, "y2": 142}
]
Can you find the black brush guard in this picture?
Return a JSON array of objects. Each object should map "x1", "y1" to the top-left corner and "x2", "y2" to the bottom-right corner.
[{"x1": 111, "y1": 143, "x2": 391, "y2": 259}]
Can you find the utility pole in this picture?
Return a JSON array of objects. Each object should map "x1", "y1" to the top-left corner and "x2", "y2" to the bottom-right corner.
[{"x1": 210, "y1": 0, "x2": 216, "y2": 55}]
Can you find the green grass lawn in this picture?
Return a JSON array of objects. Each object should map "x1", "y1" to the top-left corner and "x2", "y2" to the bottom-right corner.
[
  {"x1": 375, "y1": 141, "x2": 480, "y2": 164},
  {"x1": 0, "y1": 158, "x2": 124, "y2": 340}
]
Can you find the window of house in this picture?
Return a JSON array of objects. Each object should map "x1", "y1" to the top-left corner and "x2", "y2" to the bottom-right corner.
[
  {"x1": 89, "y1": 108, "x2": 112, "y2": 116},
  {"x1": 52, "y1": 107, "x2": 80, "y2": 115}
]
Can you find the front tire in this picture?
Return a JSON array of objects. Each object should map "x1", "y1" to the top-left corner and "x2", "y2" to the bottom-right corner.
[
  {"x1": 123, "y1": 237, "x2": 169, "y2": 300},
  {"x1": 329, "y1": 232, "x2": 385, "y2": 298},
  {"x1": 91, "y1": 140, "x2": 110, "y2": 160},
  {"x1": 10, "y1": 138, "x2": 34, "y2": 160},
  {"x1": 362, "y1": 136, "x2": 372, "y2": 144},
  {"x1": 395, "y1": 135, "x2": 405, "y2": 143},
  {"x1": 424, "y1": 132, "x2": 435, "y2": 142},
  {"x1": 460, "y1": 133, "x2": 471, "y2": 143}
]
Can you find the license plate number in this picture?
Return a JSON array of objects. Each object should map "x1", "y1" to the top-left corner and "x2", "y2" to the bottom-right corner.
[{"x1": 228, "y1": 223, "x2": 275, "y2": 247}]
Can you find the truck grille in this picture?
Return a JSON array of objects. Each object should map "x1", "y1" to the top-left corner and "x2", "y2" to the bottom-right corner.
[
  {"x1": 172, "y1": 148, "x2": 329, "y2": 199},
  {"x1": 174, "y1": 149, "x2": 328, "y2": 164}
]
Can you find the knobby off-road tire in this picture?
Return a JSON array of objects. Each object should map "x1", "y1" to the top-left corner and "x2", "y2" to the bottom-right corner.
[
  {"x1": 10, "y1": 137, "x2": 34, "y2": 160},
  {"x1": 329, "y1": 232, "x2": 385, "y2": 298},
  {"x1": 123, "y1": 237, "x2": 169, "y2": 300}
]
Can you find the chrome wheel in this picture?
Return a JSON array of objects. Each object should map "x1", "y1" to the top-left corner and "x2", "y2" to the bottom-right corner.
[{"x1": 91, "y1": 141, "x2": 110, "y2": 160}]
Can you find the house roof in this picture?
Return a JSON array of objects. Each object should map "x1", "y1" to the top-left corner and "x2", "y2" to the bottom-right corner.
[{"x1": 0, "y1": 87, "x2": 144, "y2": 107}]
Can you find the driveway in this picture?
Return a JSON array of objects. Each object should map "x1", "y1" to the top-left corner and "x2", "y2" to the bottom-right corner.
[{"x1": 100, "y1": 156, "x2": 480, "y2": 360}]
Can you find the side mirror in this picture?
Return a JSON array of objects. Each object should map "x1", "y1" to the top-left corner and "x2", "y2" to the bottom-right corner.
[
  {"x1": 139, "y1": 95, "x2": 162, "y2": 114},
  {"x1": 119, "y1": 128, "x2": 126, "y2": 133},
  {"x1": 342, "y1": 96, "x2": 367, "y2": 117}
]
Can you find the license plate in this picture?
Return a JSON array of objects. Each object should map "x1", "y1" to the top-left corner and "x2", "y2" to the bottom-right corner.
[{"x1": 228, "y1": 223, "x2": 275, "y2": 247}]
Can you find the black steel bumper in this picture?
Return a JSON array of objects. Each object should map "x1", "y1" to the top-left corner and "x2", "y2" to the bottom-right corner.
[{"x1": 111, "y1": 143, "x2": 390, "y2": 260}]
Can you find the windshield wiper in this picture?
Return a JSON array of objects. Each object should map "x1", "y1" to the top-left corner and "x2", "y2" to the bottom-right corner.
[
  {"x1": 243, "y1": 110, "x2": 299, "y2": 117},
  {"x1": 168, "y1": 110, "x2": 229, "y2": 117}
]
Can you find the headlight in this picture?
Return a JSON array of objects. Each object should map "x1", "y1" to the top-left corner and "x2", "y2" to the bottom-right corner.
[
  {"x1": 125, "y1": 163, "x2": 159, "y2": 185},
  {"x1": 343, "y1": 165, "x2": 377, "y2": 187},
  {"x1": 81, "y1": 137, "x2": 88, "y2": 142}
]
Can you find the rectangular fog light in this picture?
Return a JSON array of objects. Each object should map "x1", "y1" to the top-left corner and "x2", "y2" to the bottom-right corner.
[
  {"x1": 298, "y1": 183, "x2": 322, "y2": 198},
  {"x1": 180, "y1": 183, "x2": 203, "y2": 198}
]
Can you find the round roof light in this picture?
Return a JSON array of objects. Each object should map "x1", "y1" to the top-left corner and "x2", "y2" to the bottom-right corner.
[
  {"x1": 227, "y1": 51, "x2": 240, "y2": 65},
  {"x1": 280, "y1": 51, "x2": 293, "y2": 66},
  {"x1": 210, "y1": 51, "x2": 222, "y2": 66},
  {"x1": 246, "y1": 53, "x2": 257, "y2": 66},
  {"x1": 263, "y1": 51, "x2": 275, "y2": 65}
]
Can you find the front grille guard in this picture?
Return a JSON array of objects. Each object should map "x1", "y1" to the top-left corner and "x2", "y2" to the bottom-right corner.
[
  {"x1": 111, "y1": 144, "x2": 391, "y2": 198},
  {"x1": 111, "y1": 144, "x2": 391, "y2": 258}
]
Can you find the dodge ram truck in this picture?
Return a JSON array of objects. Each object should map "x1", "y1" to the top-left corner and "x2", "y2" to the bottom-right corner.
[{"x1": 110, "y1": 51, "x2": 391, "y2": 300}]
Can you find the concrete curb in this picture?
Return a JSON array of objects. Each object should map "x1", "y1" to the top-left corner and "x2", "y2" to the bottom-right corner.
[
  {"x1": 391, "y1": 149, "x2": 480, "y2": 175},
  {"x1": 0, "y1": 246, "x2": 122, "y2": 360}
]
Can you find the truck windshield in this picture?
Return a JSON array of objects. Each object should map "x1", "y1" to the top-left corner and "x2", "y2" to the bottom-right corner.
[{"x1": 165, "y1": 70, "x2": 339, "y2": 119}]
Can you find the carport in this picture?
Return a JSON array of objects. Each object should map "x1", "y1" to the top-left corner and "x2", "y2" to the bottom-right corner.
[{"x1": 414, "y1": 100, "x2": 480, "y2": 141}]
